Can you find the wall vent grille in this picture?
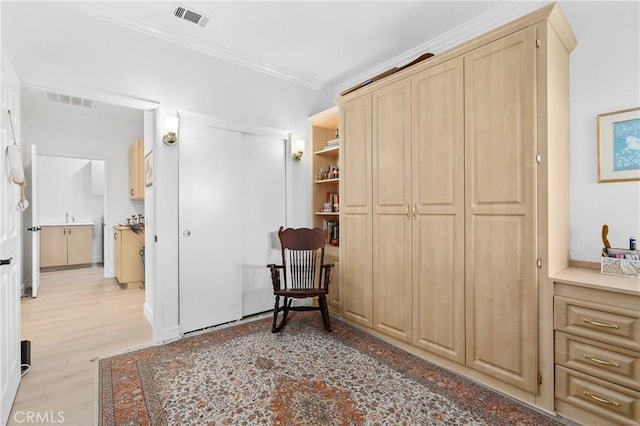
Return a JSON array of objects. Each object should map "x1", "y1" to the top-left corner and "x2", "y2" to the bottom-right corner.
[
  {"x1": 43, "y1": 91, "x2": 97, "y2": 109},
  {"x1": 173, "y1": 4, "x2": 209, "y2": 27}
]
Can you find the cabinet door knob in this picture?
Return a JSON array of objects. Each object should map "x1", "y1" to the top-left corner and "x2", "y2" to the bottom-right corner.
[
  {"x1": 114, "y1": 233, "x2": 118, "y2": 240},
  {"x1": 131, "y1": 188, "x2": 134, "y2": 196},
  {"x1": 183, "y1": 230, "x2": 191, "y2": 237}
]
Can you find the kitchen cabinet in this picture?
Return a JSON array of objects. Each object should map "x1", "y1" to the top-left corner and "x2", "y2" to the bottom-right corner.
[
  {"x1": 129, "y1": 138, "x2": 144, "y2": 200},
  {"x1": 113, "y1": 226, "x2": 144, "y2": 288},
  {"x1": 338, "y1": 2, "x2": 575, "y2": 410},
  {"x1": 40, "y1": 225, "x2": 93, "y2": 268},
  {"x1": 553, "y1": 269, "x2": 640, "y2": 426}
]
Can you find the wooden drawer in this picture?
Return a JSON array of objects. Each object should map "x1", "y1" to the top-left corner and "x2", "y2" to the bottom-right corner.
[
  {"x1": 554, "y1": 296, "x2": 640, "y2": 352},
  {"x1": 555, "y1": 365, "x2": 640, "y2": 426},
  {"x1": 556, "y1": 331, "x2": 640, "y2": 391}
]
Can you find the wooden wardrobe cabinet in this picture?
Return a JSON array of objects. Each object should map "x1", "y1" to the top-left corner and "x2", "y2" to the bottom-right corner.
[{"x1": 338, "y1": 2, "x2": 575, "y2": 410}]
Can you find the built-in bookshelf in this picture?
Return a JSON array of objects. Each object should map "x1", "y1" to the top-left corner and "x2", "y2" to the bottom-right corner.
[
  {"x1": 311, "y1": 107, "x2": 340, "y2": 253},
  {"x1": 310, "y1": 106, "x2": 340, "y2": 311}
]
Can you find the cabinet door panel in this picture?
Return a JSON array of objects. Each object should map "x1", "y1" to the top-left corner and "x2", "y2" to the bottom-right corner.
[
  {"x1": 67, "y1": 226, "x2": 93, "y2": 265},
  {"x1": 341, "y1": 95, "x2": 371, "y2": 212},
  {"x1": 373, "y1": 213, "x2": 412, "y2": 342},
  {"x1": 113, "y1": 229, "x2": 122, "y2": 281},
  {"x1": 121, "y1": 230, "x2": 145, "y2": 283},
  {"x1": 341, "y1": 95, "x2": 373, "y2": 326},
  {"x1": 465, "y1": 27, "x2": 538, "y2": 393},
  {"x1": 372, "y1": 80, "x2": 413, "y2": 342},
  {"x1": 325, "y1": 253, "x2": 340, "y2": 311},
  {"x1": 412, "y1": 58, "x2": 465, "y2": 363},
  {"x1": 40, "y1": 226, "x2": 68, "y2": 268},
  {"x1": 414, "y1": 214, "x2": 465, "y2": 362},
  {"x1": 129, "y1": 138, "x2": 144, "y2": 200},
  {"x1": 341, "y1": 213, "x2": 372, "y2": 326}
]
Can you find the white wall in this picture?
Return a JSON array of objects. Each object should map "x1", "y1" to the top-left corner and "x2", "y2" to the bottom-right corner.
[
  {"x1": 562, "y1": 1, "x2": 640, "y2": 261},
  {"x1": 37, "y1": 156, "x2": 104, "y2": 262},
  {"x1": 22, "y1": 106, "x2": 144, "y2": 277}
]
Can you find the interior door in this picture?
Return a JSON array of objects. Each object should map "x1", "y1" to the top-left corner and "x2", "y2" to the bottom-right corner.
[
  {"x1": 240, "y1": 133, "x2": 285, "y2": 317},
  {"x1": 179, "y1": 123, "x2": 244, "y2": 333},
  {"x1": 0, "y1": 57, "x2": 22, "y2": 426},
  {"x1": 179, "y1": 116, "x2": 287, "y2": 333},
  {"x1": 30, "y1": 145, "x2": 40, "y2": 297}
]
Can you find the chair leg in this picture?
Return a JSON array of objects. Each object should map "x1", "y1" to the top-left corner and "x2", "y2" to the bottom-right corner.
[
  {"x1": 271, "y1": 295, "x2": 281, "y2": 333},
  {"x1": 272, "y1": 296, "x2": 292, "y2": 333},
  {"x1": 318, "y1": 295, "x2": 332, "y2": 332}
]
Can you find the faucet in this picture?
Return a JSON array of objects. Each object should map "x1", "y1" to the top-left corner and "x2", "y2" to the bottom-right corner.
[{"x1": 65, "y1": 211, "x2": 69, "y2": 223}]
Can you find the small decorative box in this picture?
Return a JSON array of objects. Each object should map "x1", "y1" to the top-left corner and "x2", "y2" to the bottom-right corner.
[{"x1": 601, "y1": 256, "x2": 640, "y2": 278}]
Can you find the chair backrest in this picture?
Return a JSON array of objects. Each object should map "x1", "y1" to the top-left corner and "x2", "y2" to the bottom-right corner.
[{"x1": 278, "y1": 227, "x2": 326, "y2": 291}]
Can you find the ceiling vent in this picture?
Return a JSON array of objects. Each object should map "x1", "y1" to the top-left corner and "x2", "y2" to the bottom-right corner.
[
  {"x1": 173, "y1": 4, "x2": 209, "y2": 27},
  {"x1": 43, "y1": 91, "x2": 97, "y2": 109}
]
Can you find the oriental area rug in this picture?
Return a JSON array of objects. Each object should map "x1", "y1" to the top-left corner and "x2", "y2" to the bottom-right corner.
[{"x1": 98, "y1": 313, "x2": 564, "y2": 425}]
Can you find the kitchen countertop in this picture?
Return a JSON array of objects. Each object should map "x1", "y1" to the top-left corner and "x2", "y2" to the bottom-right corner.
[{"x1": 41, "y1": 222, "x2": 94, "y2": 227}]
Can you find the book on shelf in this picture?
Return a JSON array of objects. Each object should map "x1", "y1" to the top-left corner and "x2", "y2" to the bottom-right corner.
[
  {"x1": 322, "y1": 220, "x2": 339, "y2": 246},
  {"x1": 324, "y1": 192, "x2": 339, "y2": 212}
]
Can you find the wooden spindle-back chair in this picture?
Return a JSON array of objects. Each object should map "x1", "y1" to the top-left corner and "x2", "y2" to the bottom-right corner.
[{"x1": 267, "y1": 227, "x2": 333, "y2": 332}]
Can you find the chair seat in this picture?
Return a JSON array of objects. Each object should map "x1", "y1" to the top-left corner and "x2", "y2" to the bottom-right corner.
[{"x1": 274, "y1": 289, "x2": 328, "y2": 298}]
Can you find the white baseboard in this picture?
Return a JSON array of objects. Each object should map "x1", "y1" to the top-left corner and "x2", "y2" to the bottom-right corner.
[{"x1": 154, "y1": 325, "x2": 180, "y2": 345}]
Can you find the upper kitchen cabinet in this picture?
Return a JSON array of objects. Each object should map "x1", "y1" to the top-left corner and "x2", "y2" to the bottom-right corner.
[{"x1": 129, "y1": 138, "x2": 144, "y2": 200}]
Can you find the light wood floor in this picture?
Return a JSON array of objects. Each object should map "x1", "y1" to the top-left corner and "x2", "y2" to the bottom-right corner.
[{"x1": 8, "y1": 266, "x2": 151, "y2": 426}]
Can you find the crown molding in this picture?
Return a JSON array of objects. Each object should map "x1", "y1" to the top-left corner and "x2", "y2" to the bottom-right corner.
[
  {"x1": 63, "y1": 2, "x2": 325, "y2": 91},
  {"x1": 334, "y1": 1, "x2": 553, "y2": 96}
]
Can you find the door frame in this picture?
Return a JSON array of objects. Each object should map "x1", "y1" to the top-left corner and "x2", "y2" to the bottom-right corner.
[{"x1": 20, "y1": 81, "x2": 161, "y2": 338}]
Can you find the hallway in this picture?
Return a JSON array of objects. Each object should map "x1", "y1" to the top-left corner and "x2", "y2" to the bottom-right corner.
[{"x1": 8, "y1": 266, "x2": 151, "y2": 425}]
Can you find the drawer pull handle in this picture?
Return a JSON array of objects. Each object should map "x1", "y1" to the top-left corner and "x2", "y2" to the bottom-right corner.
[
  {"x1": 583, "y1": 391, "x2": 620, "y2": 407},
  {"x1": 583, "y1": 355, "x2": 620, "y2": 367},
  {"x1": 583, "y1": 319, "x2": 619, "y2": 329}
]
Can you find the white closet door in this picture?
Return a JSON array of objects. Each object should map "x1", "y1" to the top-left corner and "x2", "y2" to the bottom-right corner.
[
  {"x1": 241, "y1": 134, "x2": 285, "y2": 317},
  {"x1": 179, "y1": 117, "x2": 286, "y2": 333},
  {"x1": 179, "y1": 123, "x2": 244, "y2": 333}
]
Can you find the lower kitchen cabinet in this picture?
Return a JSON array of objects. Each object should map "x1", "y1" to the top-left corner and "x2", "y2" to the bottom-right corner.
[
  {"x1": 40, "y1": 225, "x2": 93, "y2": 269},
  {"x1": 113, "y1": 226, "x2": 145, "y2": 288}
]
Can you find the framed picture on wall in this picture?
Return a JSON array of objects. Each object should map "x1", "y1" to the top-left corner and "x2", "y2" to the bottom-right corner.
[
  {"x1": 145, "y1": 151, "x2": 153, "y2": 187},
  {"x1": 597, "y1": 107, "x2": 640, "y2": 183}
]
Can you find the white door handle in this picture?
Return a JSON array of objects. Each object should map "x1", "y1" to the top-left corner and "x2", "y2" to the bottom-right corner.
[{"x1": 183, "y1": 230, "x2": 191, "y2": 237}]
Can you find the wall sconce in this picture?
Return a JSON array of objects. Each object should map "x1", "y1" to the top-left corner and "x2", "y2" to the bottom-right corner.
[
  {"x1": 292, "y1": 138, "x2": 305, "y2": 161},
  {"x1": 163, "y1": 115, "x2": 179, "y2": 145}
]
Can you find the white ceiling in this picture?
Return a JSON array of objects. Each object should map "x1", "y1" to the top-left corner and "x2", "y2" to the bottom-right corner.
[
  {"x1": 3, "y1": 1, "x2": 552, "y2": 95},
  {"x1": 64, "y1": 0, "x2": 511, "y2": 89}
]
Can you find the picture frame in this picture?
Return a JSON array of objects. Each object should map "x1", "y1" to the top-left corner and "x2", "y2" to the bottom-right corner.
[
  {"x1": 144, "y1": 151, "x2": 153, "y2": 187},
  {"x1": 597, "y1": 107, "x2": 640, "y2": 183}
]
